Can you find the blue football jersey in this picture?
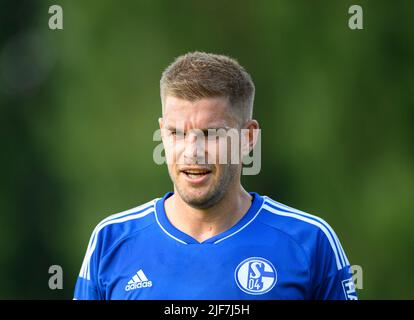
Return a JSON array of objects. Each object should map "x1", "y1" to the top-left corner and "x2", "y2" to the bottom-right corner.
[{"x1": 74, "y1": 192, "x2": 357, "y2": 300}]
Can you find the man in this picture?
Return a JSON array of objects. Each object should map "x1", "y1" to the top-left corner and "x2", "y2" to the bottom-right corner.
[{"x1": 74, "y1": 52, "x2": 357, "y2": 300}]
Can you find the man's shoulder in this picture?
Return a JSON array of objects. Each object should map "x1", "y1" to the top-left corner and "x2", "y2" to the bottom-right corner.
[
  {"x1": 91, "y1": 197, "x2": 159, "y2": 247},
  {"x1": 258, "y1": 196, "x2": 341, "y2": 252},
  {"x1": 258, "y1": 195, "x2": 350, "y2": 272},
  {"x1": 258, "y1": 195, "x2": 349, "y2": 270},
  {"x1": 78, "y1": 197, "x2": 160, "y2": 280},
  {"x1": 259, "y1": 195, "x2": 333, "y2": 235}
]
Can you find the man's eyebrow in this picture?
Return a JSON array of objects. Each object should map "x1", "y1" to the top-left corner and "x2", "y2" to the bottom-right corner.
[
  {"x1": 164, "y1": 124, "x2": 176, "y2": 130},
  {"x1": 164, "y1": 125, "x2": 232, "y2": 131},
  {"x1": 200, "y1": 126, "x2": 232, "y2": 131}
]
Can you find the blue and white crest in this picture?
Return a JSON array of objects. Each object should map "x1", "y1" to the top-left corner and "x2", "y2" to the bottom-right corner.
[{"x1": 234, "y1": 257, "x2": 277, "y2": 295}]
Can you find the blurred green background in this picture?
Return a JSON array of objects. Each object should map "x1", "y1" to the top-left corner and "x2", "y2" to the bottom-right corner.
[{"x1": 0, "y1": 0, "x2": 413, "y2": 299}]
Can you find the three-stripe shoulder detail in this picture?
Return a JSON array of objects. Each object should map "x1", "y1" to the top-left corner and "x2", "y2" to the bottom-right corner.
[
  {"x1": 262, "y1": 196, "x2": 349, "y2": 271},
  {"x1": 79, "y1": 199, "x2": 157, "y2": 280}
]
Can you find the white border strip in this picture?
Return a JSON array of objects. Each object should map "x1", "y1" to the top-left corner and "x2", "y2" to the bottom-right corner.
[
  {"x1": 154, "y1": 200, "x2": 187, "y2": 245},
  {"x1": 214, "y1": 200, "x2": 265, "y2": 244}
]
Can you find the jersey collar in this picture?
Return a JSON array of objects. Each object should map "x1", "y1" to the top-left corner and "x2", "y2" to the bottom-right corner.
[{"x1": 154, "y1": 191, "x2": 264, "y2": 245}]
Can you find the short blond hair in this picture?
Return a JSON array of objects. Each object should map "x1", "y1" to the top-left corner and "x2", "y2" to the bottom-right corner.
[{"x1": 160, "y1": 51, "x2": 255, "y2": 121}]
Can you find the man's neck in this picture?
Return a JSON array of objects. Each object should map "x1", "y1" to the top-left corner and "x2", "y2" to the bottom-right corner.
[{"x1": 164, "y1": 186, "x2": 253, "y2": 243}]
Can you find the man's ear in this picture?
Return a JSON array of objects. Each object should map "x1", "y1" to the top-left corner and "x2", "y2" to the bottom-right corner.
[
  {"x1": 158, "y1": 117, "x2": 164, "y2": 139},
  {"x1": 241, "y1": 119, "x2": 260, "y2": 156}
]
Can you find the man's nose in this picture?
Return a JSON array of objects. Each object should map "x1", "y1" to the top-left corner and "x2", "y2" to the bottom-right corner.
[{"x1": 183, "y1": 132, "x2": 205, "y2": 164}]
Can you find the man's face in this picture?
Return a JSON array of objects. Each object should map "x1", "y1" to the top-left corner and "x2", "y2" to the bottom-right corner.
[{"x1": 160, "y1": 96, "x2": 241, "y2": 209}]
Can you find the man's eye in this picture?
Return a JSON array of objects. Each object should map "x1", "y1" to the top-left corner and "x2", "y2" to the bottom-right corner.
[{"x1": 170, "y1": 131, "x2": 185, "y2": 137}]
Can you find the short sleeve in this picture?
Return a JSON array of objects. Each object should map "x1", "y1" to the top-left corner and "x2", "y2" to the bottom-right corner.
[
  {"x1": 311, "y1": 225, "x2": 358, "y2": 300},
  {"x1": 73, "y1": 227, "x2": 104, "y2": 300},
  {"x1": 312, "y1": 265, "x2": 358, "y2": 300}
]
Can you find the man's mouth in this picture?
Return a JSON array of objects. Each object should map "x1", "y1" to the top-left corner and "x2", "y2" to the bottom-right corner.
[{"x1": 180, "y1": 167, "x2": 212, "y2": 181}]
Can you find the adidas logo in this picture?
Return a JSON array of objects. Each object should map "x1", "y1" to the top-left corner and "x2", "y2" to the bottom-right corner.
[{"x1": 125, "y1": 269, "x2": 152, "y2": 291}]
